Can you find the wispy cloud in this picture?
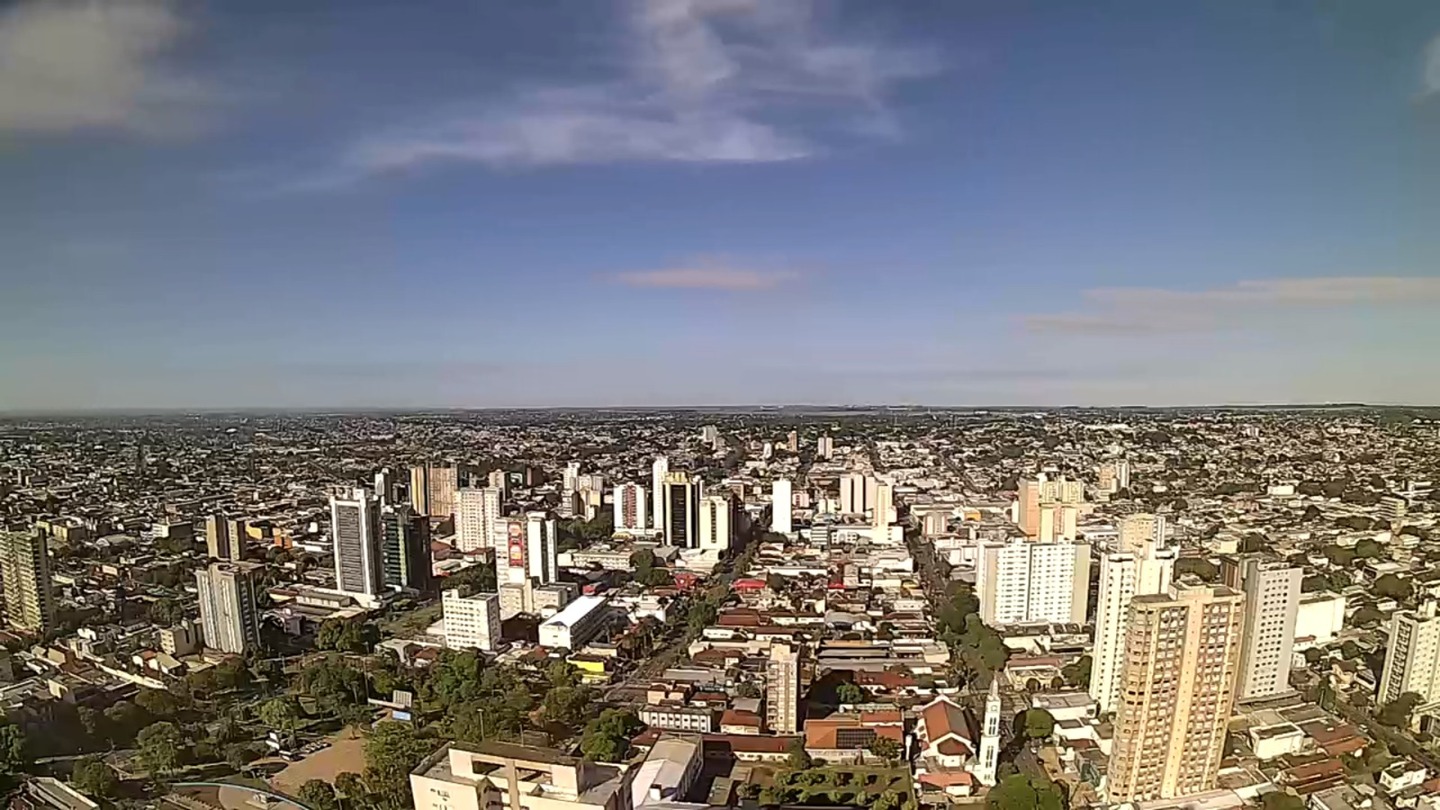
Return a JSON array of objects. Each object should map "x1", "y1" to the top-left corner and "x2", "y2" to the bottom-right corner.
[
  {"x1": 1424, "y1": 33, "x2": 1440, "y2": 97},
  {"x1": 1025, "y1": 276, "x2": 1440, "y2": 335},
  {"x1": 328, "y1": 0, "x2": 939, "y2": 180},
  {"x1": 612, "y1": 261, "x2": 798, "y2": 290},
  {"x1": 0, "y1": 0, "x2": 207, "y2": 135}
]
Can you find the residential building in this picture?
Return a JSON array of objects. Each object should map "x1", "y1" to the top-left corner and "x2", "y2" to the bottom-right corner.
[
  {"x1": 410, "y1": 463, "x2": 459, "y2": 520},
  {"x1": 0, "y1": 530, "x2": 55, "y2": 634},
  {"x1": 787, "y1": 431, "x2": 798, "y2": 453},
  {"x1": 205, "y1": 514, "x2": 243, "y2": 560},
  {"x1": 487, "y1": 468, "x2": 509, "y2": 497},
  {"x1": 454, "y1": 487, "x2": 502, "y2": 553},
  {"x1": 817, "y1": 435, "x2": 833, "y2": 460},
  {"x1": 613, "y1": 483, "x2": 648, "y2": 532},
  {"x1": 638, "y1": 705, "x2": 715, "y2": 733},
  {"x1": 1091, "y1": 534, "x2": 1177, "y2": 714},
  {"x1": 560, "y1": 462, "x2": 582, "y2": 518},
  {"x1": 498, "y1": 513, "x2": 559, "y2": 590},
  {"x1": 975, "y1": 539, "x2": 1090, "y2": 626},
  {"x1": 1379, "y1": 601, "x2": 1440, "y2": 706},
  {"x1": 874, "y1": 480, "x2": 894, "y2": 529},
  {"x1": 662, "y1": 472, "x2": 701, "y2": 549},
  {"x1": 1098, "y1": 459, "x2": 1131, "y2": 495},
  {"x1": 442, "y1": 590, "x2": 503, "y2": 652},
  {"x1": 772, "y1": 478, "x2": 793, "y2": 534},
  {"x1": 379, "y1": 504, "x2": 432, "y2": 593},
  {"x1": 330, "y1": 487, "x2": 380, "y2": 602},
  {"x1": 1119, "y1": 514, "x2": 1166, "y2": 550},
  {"x1": 698, "y1": 494, "x2": 732, "y2": 552},
  {"x1": 1106, "y1": 584, "x2": 1245, "y2": 803},
  {"x1": 767, "y1": 641, "x2": 802, "y2": 734},
  {"x1": 1225, "y1": 557, "x2": 1301, "y2": 699},
  {"x1": 410, "y1": 741, "x2": 630, "y2": 810},
  {"x1": 651, "y1": 456, "x2": 669, "y2": 532},
  {"x1": 838, "y1": 473, "x2": 876, "y2": 516},
  {"x1": 195, "y1": 561, "x2": 263, "y2": 654}
]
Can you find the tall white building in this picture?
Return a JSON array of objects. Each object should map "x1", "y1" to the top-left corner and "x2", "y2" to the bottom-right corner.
[
  {"x1": 560, "y1": 462, "x2": 582, "y2": 518},
  {"x1": 975, "y1": 539, "x2": 1090, "y2": 626},
  {"x1": 874, "y1": 480, "x2": 894, "y2": 529},
  {"x1": 975, "y1": 680, "x2": 1003, "y2": 786},
  {"x1": 766, "y1": 641, "x2": 801, "y2": 734},
  {"x1": 1379, "y1": 602, "x2": 1440, "y2": 705},
  {"x1": 817, "y1": 435, "x2": 834, "y2": 460},
  {"x1": 613, "y1": 483, "x2": 648, "y2": 532},
  {"x1": 1229, "y1": 558, "x2": 1301, "y2": 700},
  {"x1": 454, "y1": 487, "x2": 502, "y2": 553},
  {"x1": 838, "y1": 473, "x2": 876, "y2": 516},
  {"x1": 771, "y1": 479, "x2": 793, "y2": 534},
  {"x1": 698, "y1": 494, "x2": 732, "y2": 552},
  {"x1": 195, "y1": 561, "x2": 263, "y2": 654},
  {"x1": 1090, "y1": 535, "x2": 1177, "y2": 714},
  {"x1": 331, "y1": 488, "x2": 380, "y2": 602},
  {"x1": 486, "y1": 468, "x2": 509, "y2": 497},
  {"x1": 1036, "y1": 504, "x2": 1079, "y2": 542},
  {"x1": 1097, "y1": 459, "x2": 1132, "y2": 495},
  {"x1": 651, "y1": 456, "x2": 669, "y2": 531},
  {"x1": 442, "y1": 590, "x2": 502, "y2": 652}
]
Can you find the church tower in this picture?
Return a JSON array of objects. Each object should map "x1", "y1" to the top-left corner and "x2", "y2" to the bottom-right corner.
[{"x1": 976, "y1": 679, "x2": 1002, "y2": 786}]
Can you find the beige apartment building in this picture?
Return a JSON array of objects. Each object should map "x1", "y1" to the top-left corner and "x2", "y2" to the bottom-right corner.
[{"x1": 1107, "y1": 584, "x2": 1245, "y2": 803}]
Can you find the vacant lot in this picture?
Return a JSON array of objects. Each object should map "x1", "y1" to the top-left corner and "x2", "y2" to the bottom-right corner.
[{"x1": 270, "y1": 734, "x2": 367, "y2": 794}]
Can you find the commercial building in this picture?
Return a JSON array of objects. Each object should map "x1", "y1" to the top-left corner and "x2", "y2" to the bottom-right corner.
[
  {"x1": 698, "y1": 494, "x2": 732, "y2": 552},
  {"x1": 1106, "y1": 584, "x2": 1245, "y2": 804},
  {"x1": 662, "y1": 472, "x2": 701, "y2": 549},
  {"x1": 379, "y1": 504, "x2": 432, "y2": 593},
  {"x1": 195, "y1": 561, "x2": 264, "y2": 654},
  {"x1": 560, "y1": 462, "x2": 582, "y2": 518},
  {"x1": 538, "y1": 595, "x2": 610, "y2": 650},
  {"x1": 975, "y1": 539, "x2": 1090, "y2": 626},
  {"x1": 771, "y1": 479, "x2": 793, "y2": 534},
  {"x1": 454, "y1": 487, "x2": 502, "y2": 553},
  {"x1": 1090, "y1": 534, "x2": 1177, "y2": 714},
  {"x1": 766, "y1": 641, "x2": 802, "y2": 734},
  {"x1": 410, "y1": 741, "x2": 630, "y2": 810},
  {"x1": 1225, "y1": 557, "x2": 1301, "y2": 699},
  {"x1": 442, "y1": 590, "x2": 503, "y2": 652},
  {"x1": 613, "y1": 483, "x2": 648, "y2": 533},
  {"x1": 331, "y1": 488, "x2": 381, "y2": 602},
  {"x1": 0, "y1": 530, "x2": 55, "y2": 634},
  {"x1": 205, "y1": 514, "x2": 243, "y2": 560},
  {"x1": 1378, "y1": 601, "x2": 1440, "y2": 706}
]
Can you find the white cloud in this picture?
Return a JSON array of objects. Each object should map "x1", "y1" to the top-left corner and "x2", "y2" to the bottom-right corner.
[
  {"x1": 336, "y1": 0, "x2": 939, "y2": 177},
  {"x1": 1025, "y1": 276, "x2": 1440, "y2": 335},
  {"x1": 612, "y1": 262, "x2": 798, "y2": 290},
  {"x1": 0, "y1": 0, "x2": 205, "y2": 135}
]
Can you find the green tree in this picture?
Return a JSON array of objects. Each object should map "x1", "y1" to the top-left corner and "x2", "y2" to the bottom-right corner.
[
  {"x1": 1061, "y1": 656, "x2": 1092, "y2": 689},
  {"x1": 70, "y1": 757, "x2": 119, "y2": 799},
  {"x1": 363, "y1": 722, "x2": 435, "y2": 810},
  {"x1": 1374, "y1": 574, "x2": 1411, "y2": 600},
  {"x1": 0, "y1": 724, "x2": 29, "y2": 775},
  {"x1": 786, "y1": 737, "x2": 812, "y2": 770},
  {"x1": 1322, "y1": 545, "x2": 1356, "y2": 566},
  {"x1": 135, "y1": 688, "x2": 182, "y2": 718},
  {"x1": 260, "y1": 697, "x2": 303, "y2": 745},
  {"x1": 1260, "y1": 791, "x2": 1305, "y2": 810},
  {"x1": 1022, "y1": 708, "x2": 1055, "y2": 741},
  {"x1": 986, "y1": 774, "x2": 1064, "y2": 810},
  {"x1": 579, "y1": 710, "x2": 640, "y2": 763},
  {"x1": 836, "y1": 682, "x2": 865, "y2": 705},
  {"x1": 868, "y1": 736, "x2": 902, "y2": 764},
  {"x1": 1377, "y1": 692, "x2": 1423, "y2": 728},
  {"x1": 1173, "y1": 557, "x2": 1219, "y2": 582},
  {"x1": 540, "y1": 686, "x2": 594, "y2": 731},
  {"x1": 136, "y1": 722, "x2": 183, "y2": 775},
  {"x1": 1351, "y1": 606, "x2": 1385, "y2": 627},
  {"x1": 225, "y1": 743, "x2": 256, "y2": 771},
  {"x1": 334, "y1": 772, "x2": 366, "y2": 802},
  {"x1": 298, "y1": 779, "x2": 339, "y2": 810},
  {"x1": 630, "y1": 549, "x2": 656, "y2": 575},
  {"x1": 1354, "y1": 539, "x2": 1383, "y2": 559}
]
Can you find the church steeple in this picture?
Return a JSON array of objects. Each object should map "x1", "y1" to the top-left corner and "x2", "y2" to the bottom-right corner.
[{"x1": 975, "y1": 679, "x2": 1002, "y2": 786}]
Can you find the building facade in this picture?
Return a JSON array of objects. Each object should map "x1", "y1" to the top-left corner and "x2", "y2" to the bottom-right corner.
[
  {"x1": 771, "y1": 479, "x2": 793, "y2": 534},
  {"x1": 454, "y1": 487, "x2": 502, "y2": 553},
  {"x1": 1091, "y1": 535, "x2": 1177, "y2": 714},
  {"x1": 766, "y1": 641, "x2": 801, "y2": 734},
  {"x1": 195, "y1": 561, "x2": 263, "y2": 654},
  {"x1": 379, "y1": 504, "x2": 432, "y2": 593},
  {"x1": 1379, "y1": 602, "x2": 1440, "y2": 706},
  {"x1": 0, "y1": 530, "x2": 55, "y2": 634},
  {"x1": 442, "y1": 590, "x2": 503, "y2": 652},
  {"x1": 330, "y1": 488, "x2": 380, "y2": 601},
  {"x1": 698, "y1": 494, "x2": 732, "y2": 552},
  {"x1": 975, "y1": 539, "x2": 1090, "y2": 626},
  {"x1": 613, "y1": 483, "x2": 648, "y2": 533},
  {"x1": 1228, "y1": 557, "x2": 1301, "y2": 700},
  {"x1": 662, "y1": 472, "x2": 701, "y2": 549}
]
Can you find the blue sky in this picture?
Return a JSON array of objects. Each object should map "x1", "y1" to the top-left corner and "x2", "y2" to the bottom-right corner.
[{"x1": 3, "y1": 0, "x2": 1440, "y2": 410}]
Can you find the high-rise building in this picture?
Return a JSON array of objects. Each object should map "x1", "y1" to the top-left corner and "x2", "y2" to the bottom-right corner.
[
  {"x1": 0, "y1": 530, "x2": 55, "y2": 634},
  {"x1": 1016, "y1": 480, "x2": 1041, "y2": 537},
  {"x1": 195, "y1": 561, "x2": 263, "y2": 654},
  {"x1": 499, "y1": 513, "x2": 558, "y2": 587},
  {"x1": 560, "y1": 462, "x2": 582, "y2": 518},
  {"x1": 374, "y1": 467, "x2": 403, "y2": 504},
  {"x1": 766, "y1": 641, "x2": 801, "y2": 734},
  {"x1": 1119, "y1": 514, "x2": 1166, "y2": 551},
  {"x1": 975, "y1": 539, "x2": 1090, "y2": 626},
  {"x1": 487, "y1": 468, "x2": 509, "y2": 498},
  {"x1": 1036, "y1": 504, "x2": 1079, "y2": 542},
  {"x1": 786, "y1": 431, "x2": 798, "y2": 453},
  {"x1": 1090, "y1": 536, "x2": 1177, "y2": 714},
  {"x1": 442, "y1": 590, "x2": 502, "y2": 651},
  {"x1": 771, "y1": 479, "x2": 793, "y2": 534},
  {"x1": 379, "y1": 504, "x2": 432, "y2": 593},
  {"x1": 698, "y1": 494, "x2": 733, "y2": 552},
  {"x1": 838, "y1": 473, "x2": 876, "y2": 515},
  {"x1": 701, "y1": 425, "x2": 719, "y2": 444},
  {"x1": 1378, "y1": 601, "x2": 1440, "y2": 706},
  {"x1": 1107, "y1": 584, "x2": 1245, "y2": 804},
  {"x1": 651, "y1": 456, "x2": 669, "y2": 531},
  {"x1": 613, "y1": 483, "x2": 648, "y2": 532},
  {"x1": 1097, "y1": 459, "x2": 1132, "y2": 495},
  {"x1": 663, "y1": 472, "x2": 701, "y2": 549},
  {"x1": 1226, "y1": 558, "x2": 1301, "y2": 700},
  {"x1": 1380, "y1": 495, "x2": 1408, "y2": 525},
  {"x1": 331, "y1": 488, "x2": 380, "y2": 601},
  {"x1": 410, "y1": 464, "x2": 459, "y2": 519},
  {"x1": 205, "y1": 514, "x2": 243, "y2": 560},
  {"x1": 454, "y1": 487, "x2": 502, "y2": 553},
  {"x1": 873, "y1": 480, "x2": 894, "y2": 529},
  {"x1": 817, "y1": 435, "x2": 834, "y2": 460},
  {"x1": 1016, "y1": 473, "x2": 1085, "y2": 537},
  {"x1": 975, "y1": 680, "x2": 1003, "y2": 786}
]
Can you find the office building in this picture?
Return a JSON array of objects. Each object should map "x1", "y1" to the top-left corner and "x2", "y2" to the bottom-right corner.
[
  {"x1": 205, "y1": 514, "x2": 244, "y2": 560},
  {"x1": 613, "y1": 483, "x2": 648, "y2": 532},
  {"x1": 1090, "y1": 535, "x2": 1177, "y2": 714},
  {"x1": 379, "y1": 504, "x2": 432, "y2": 593},
  {"x1": 442, "y1": 590, "x2": 503, "y2": 652},
  {"x1": 975, "y1": 539, "x2": 1090, "y2": 626},
  {"x1": 455, "y1": 487, "x2": 503, "y2": 553},
  {"x1": 1107, "y1": 584, "x2": 1245, "y2": 804},
  {"x1": 538, "y1": 595, "x2": 610, "y2": 650},
  {"x1": 698, "y1": 494, "x2": 732, "y2": 552},
  {"x1": 662, "y1": 472, "x2": 701, "y2": 549},
  {"x1": 651, "y1": 456, "x2": 669, "y2": 531},
  {"x1": 1226, "y1": 557, "x2": 1301, "y2": 700},
  {"x1": 766, "y1": 641, "x2": 802, "y2": 734},
  {"x1": 772, "y1": 479, "x2": 793, "y2": 534},
  {"x1": 499, "y1": 513, "x2": 559, "y2": 590},
  {"x1": 0, "y1": 530, "x2": 55, "y2": 634},
  {"x1": 410, "y1": 741, "x2": 630, "y2": 810},
  {"x1": 1378, "y1": 602, "x2": 1440, "y2": 706},
  {"x1": 330, "y1": 488, "x2": 380, "y2": 601},
  {"x1": 195, "y1": 561, "x2": 264, "y2": 654}
]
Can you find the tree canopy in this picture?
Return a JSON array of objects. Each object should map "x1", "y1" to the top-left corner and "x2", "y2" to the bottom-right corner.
[{"x1": 986, "y1": 774, "x2": 1064, "y2": 810}]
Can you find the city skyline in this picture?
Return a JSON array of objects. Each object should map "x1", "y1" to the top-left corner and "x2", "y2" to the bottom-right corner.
[{"x1": 4, "y1": 1, "x2": 1440, "y2": 410}]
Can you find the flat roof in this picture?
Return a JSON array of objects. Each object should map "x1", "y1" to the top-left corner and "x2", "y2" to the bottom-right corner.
[{"x1": 541, "y1": 595, "x2": 608, "y2": 628}]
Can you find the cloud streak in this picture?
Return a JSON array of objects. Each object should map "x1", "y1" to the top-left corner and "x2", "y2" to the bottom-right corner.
[
  {"x1": 1424, "y1": 33, "x2": 1440, "y2": 97},
  {"x1": 612, "y1": 262, "x2": 798, "y2": 290},
  {"x1": 0, "y1": 0, "x2": 206, "y2": 135},
  {"x1": 333, "y1": 0, "x2": 939, "y2": 178},
  {"x1": 1025, "y1": 276, "x2": 1440, "y2": 335}
]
